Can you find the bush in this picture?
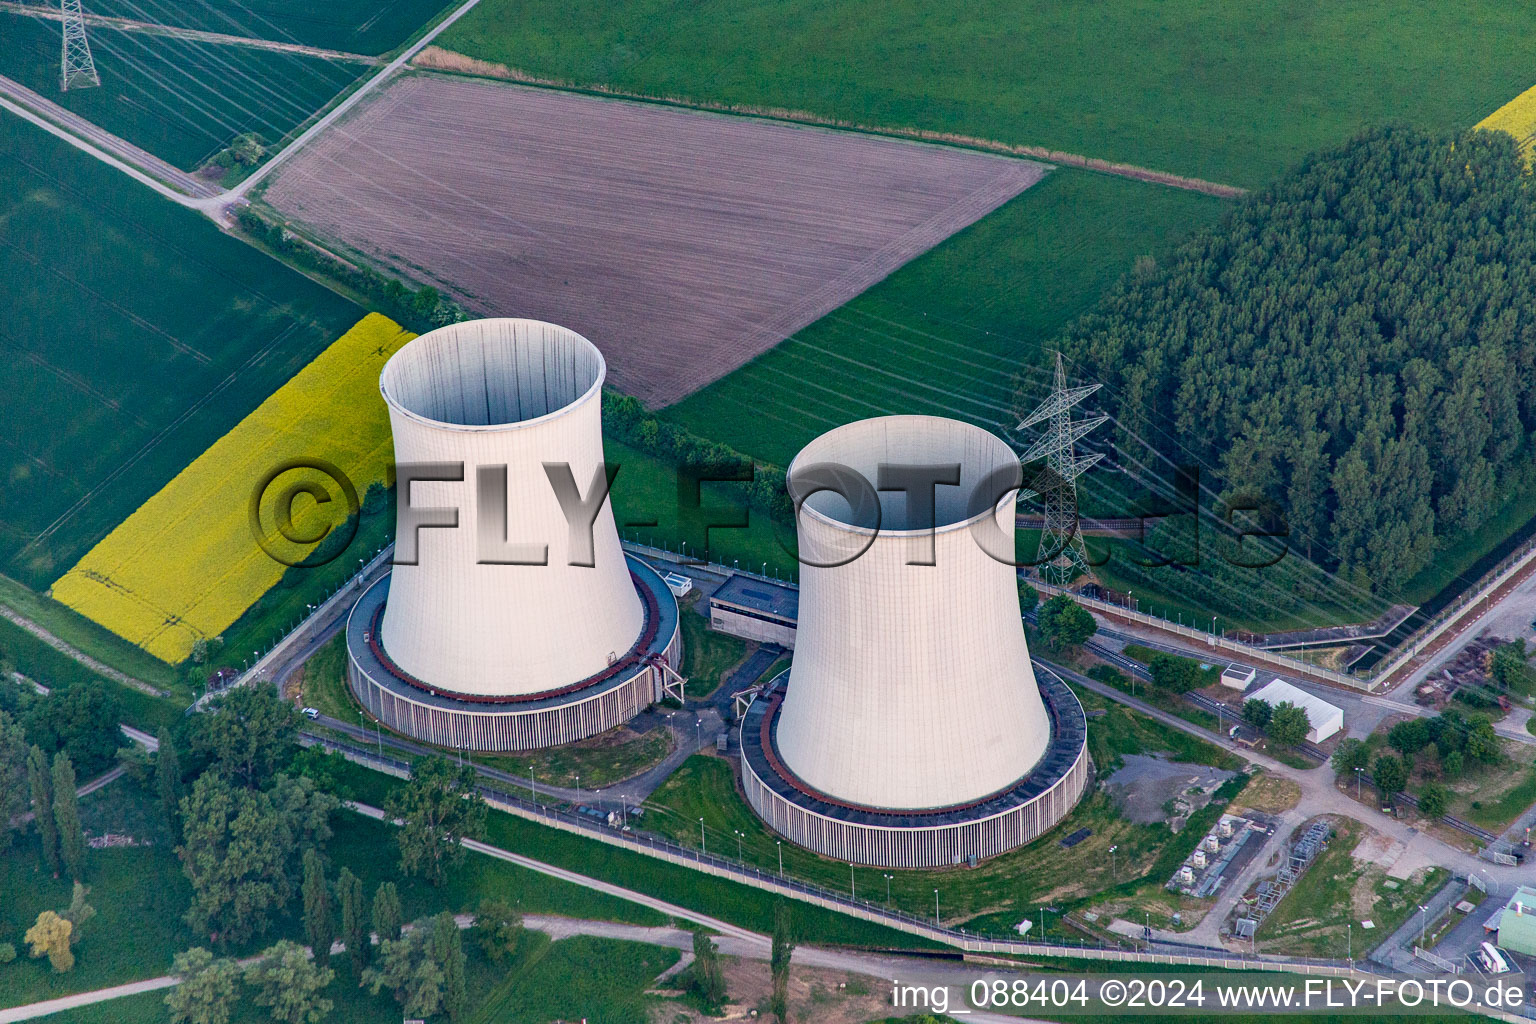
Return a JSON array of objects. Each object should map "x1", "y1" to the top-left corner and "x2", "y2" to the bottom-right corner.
[
  {"x1": 1147, "y1": 652, "x2": 1203, "y2": 693},
  {"x1": 1037, "y1": 595, "x2": 1096, "y2": 649},
  {"x1": 0, "y1": 942, "x2": 15, "y2": 964}
]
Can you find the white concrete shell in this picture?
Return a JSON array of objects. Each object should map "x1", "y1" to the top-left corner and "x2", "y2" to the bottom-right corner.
[
  {"x1": 378, "y1": 319, "x2": 644, "y2": 698},
  {"x1": 776, "y1": 415, "x2": 1050, "y2": 809}
]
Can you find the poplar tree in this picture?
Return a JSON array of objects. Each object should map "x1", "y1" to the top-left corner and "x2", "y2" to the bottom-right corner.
[
  {"x1": 300, "y1": 848, "x2": 333, "y2": 966},
  {"x1": 432, "y1": 911, "x2": 467, "y2": 1023},
  {"x1": 157, "y1": 727, "x2": 183, "y2": 837},
  {"x1": 28, "y1": 745, "x2": 59, "y2": 877},
  {"x1": 337, "y1": 867, "x2": 368, "y2": 974},
  {"x1": 52, "y1": 752, "x2": 85, "y2": 882},
  {"x1": 372, "y1": 882, "x2": 402, "y2": 944}
]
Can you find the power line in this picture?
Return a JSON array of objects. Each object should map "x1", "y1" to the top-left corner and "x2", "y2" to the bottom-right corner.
[
  {"x1": 1018, "y1": 352, "x2": 1105, "y2": 585},
  {"x1": 60, "y1": 0, "x2": 100, "y2": 91}
]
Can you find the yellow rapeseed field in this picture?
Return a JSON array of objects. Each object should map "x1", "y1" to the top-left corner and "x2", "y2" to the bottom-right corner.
[
  {"x1": 52, "y1": 313, "x2": 414, "y2": 663},
  {"x1": 1478, "y1": 83, "x2": 1536, "y2": 160}
]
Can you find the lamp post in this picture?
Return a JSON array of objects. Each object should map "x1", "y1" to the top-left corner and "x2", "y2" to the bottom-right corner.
[
  {"x1": 1354, "y1": 766, "x2": 1364, "y2": 800},
  {"x1": 850, "y1": 864, "x2": 856, "y2": 900},
  {"x1": 699, "y1": 818, "x2": 706, "y2": 855},
  {"x1": 1419, "y1": 904, "x2": 1429, "y2": 946},
  {"x1": 529, "y1": 765, "x2": 537, "y2": 804},
  {"x1": 735, "y1": 830, "x2": 744, "y2": 860},
  {"x1": 1347, "y1": 922, "x2": 1352, "y2": 965},
  {"x1": 1109, "y1": 844, "x2": 1118, "y2": 882},
  {"x1": 884, "y1": 874, "x2": 893, "y2": 906},
  {"x1": 777, "y1": 840, "x2": 783, "y2": 877},
  {"x1": 934, "y1": 889, "x2": 940, "y2": 927}
]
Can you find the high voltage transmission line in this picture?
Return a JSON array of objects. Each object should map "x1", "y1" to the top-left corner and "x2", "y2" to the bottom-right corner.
[
  {"x1": 1017, "y1": 352, "x2": 1105, "y2": 586},
  {"x1": 61, "y1": 0, "x2": 101, "y2": 91}
]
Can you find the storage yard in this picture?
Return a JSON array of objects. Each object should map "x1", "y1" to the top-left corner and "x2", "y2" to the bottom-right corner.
[{"x1": 261, "y1": 73, "x2": 1046, "y2": 405}]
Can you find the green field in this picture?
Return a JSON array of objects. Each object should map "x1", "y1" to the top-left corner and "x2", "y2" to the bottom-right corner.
[
  {"x1": 0, "y1": 11, "x2": 368, "y2": 170},
  {"x1": 0, "y1": 113, "x2": 363, "y2": 590},
  {"x1": 438, "y1": 0, "x2": 1535, "y2": 187},
  {"x1": 666, "y1": 170, "x2": 1225, "y2": 467},
  {"x1": 45, "y1": 0, "x2": 454, "y2": 57}
]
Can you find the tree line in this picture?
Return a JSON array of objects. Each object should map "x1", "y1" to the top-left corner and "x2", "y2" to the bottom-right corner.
[{"x1": 1060, "y1": 126, "x2": 1536, "y2": 593}]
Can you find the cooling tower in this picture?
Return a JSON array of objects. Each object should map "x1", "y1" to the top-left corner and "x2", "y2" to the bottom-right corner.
[
  {"x1": 345, "y1": 319, "x2": 681, "y2": 751},
  {"x1": 740, "y1": 415, "x2": 1087, "y2": 867}
]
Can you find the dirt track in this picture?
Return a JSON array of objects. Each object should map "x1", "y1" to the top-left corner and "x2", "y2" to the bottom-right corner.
[{"x1": 263, "y1": 74, "x2": 1044, "y2": 405}]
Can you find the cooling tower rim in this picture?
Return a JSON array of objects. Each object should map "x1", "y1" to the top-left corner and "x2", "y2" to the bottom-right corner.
[
  {"x1": 379, "y1": 317, "x2": 606, "y2": 434},
  {"x1": 785, "y1": 414, "x2": 1021, "y2": 537}
]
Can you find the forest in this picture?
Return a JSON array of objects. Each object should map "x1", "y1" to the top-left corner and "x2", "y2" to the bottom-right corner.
[{"x1": 1062, "y1": 126, "x2": 1536, "y2": 592}]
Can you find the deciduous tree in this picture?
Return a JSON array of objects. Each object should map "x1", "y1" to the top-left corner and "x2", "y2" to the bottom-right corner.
[
  {"x1": 1332, "y1": 738, "x2": 1370, "y2": 776},
  {"x1": 689, "y1": 929, "x2": 727, "y2": 1008},
  {"x1": 24, "y1": 682, "x2": 123, "y2": 777},
  {"x1": 24, "y1": 911, "x2": 73, "y2": 973},
  {"x1": 1388, "y1": 719, "x2": 1430, "y2": 756},
  {"x1": 63, "y1": 881, "x2": 95, "y2": 940},
  {"x1": 1372, "y1": 754, "x2": 1409, "y2": 804},
  {"x1": 362, "y1": 924, "x2": 444, "y2": 1018},
  {"x1": 1265, "y1": 702, "x2": 1311, "y2": 748},
  {"x1": 177, "y1": 772, "x2": 337, "y2": 945},
  {"x1": 1036, "y1": 595, "x2": 1096, "y2": 650},
  {"x1": 245, "y1": 940, "x2": 333, "y2": 1024},
  {"x1": 471, "y1": 898, "x2": 521, "y2": 963},
  {"x1": 0, "y1": 711, "x2": 29, "y2": 855},
  {"x1": 1016, "y1": 580, "x2": 1039, "y2": 615},
  {"x1": 1241, "y1": 699, "x2": 1272, "y2": 731},
  {"x1": 165, "y1": 948, "x2": 241, "y2": 1024},
  {"x1": 385, "y1": 756, "x2": 486, "y2": 885},
  {"x1": 1418, "y1": 782, "x2": 1449, "y2": 819},
  {"x1": 190, "y1": 684, "x2": 298, "y2": 789},
  {"x1": 1147, "y1": 653, "x2": 1202, "y2": 693}
]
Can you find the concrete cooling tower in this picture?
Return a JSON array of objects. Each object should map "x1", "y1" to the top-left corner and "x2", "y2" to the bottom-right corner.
[
  {"x1": 345, "y1": 319, "x2": 681, "y2": 751},
  {"x1": 740, "y1": 415, "x2": 1087, "y2": 868}
]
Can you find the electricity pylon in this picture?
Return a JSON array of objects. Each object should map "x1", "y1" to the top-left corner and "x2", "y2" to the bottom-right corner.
[
  {"x1": 1017, "y1": 352, "x2": 1106, "y2": 586},
  {"x1": 60, "y1": 0, "x2": 100, "y2": 92}
]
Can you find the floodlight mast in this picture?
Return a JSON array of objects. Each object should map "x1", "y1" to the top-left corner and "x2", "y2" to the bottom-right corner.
[
  {"x1": 1017, "y1": 352, "x2": 1105, "y2": 585},
  {"x1": 60, "y1": 0, "x2": 100, "y2": 91}
]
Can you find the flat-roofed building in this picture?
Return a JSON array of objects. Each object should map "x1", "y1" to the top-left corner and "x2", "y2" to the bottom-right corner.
[
  {"x1": 709, "y1": 574, "x2": 799, "y2": 648},
  {"x1": 1220, "y1": 664, "x2": 1257, "y2": 691},
  {"x1": 1491, "y1": 885, "x2": 1536, "y2": 956}
]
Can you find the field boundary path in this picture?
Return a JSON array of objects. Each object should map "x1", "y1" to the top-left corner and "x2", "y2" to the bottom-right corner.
[
  {"x1": 314, "y1": 738, "x2": 1377, "y2": 979},
  {"x1": 0, "y1": 601, "x2": 165, "y2": 696},
  {"x1": 210, "y1": 0, "x2": 489, "y2": 213},
  {"x1": 0, "y1": 75, "x2": 219, "y2": 201},
  {"x1": 412, "y1": 47, "x2": 1247, "y2": 200},
  {"x1": 0, "y1": 2, "x2": 382, "y2": 64}
]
